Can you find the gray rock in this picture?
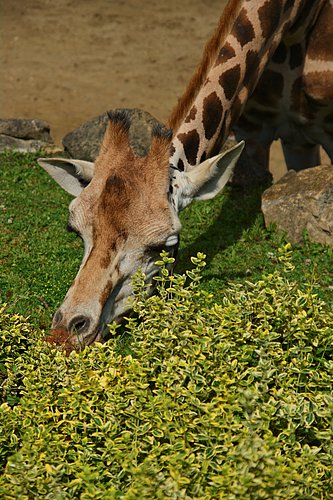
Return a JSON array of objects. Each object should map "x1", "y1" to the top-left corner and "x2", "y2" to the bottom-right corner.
[
  {"x1": 0, "y1": 118, "x2": 53, "y2": 142},
  {"x1": 62, "y1": 108, "x2": 163, "y2": 161},
  {"x1": 0, "y1": 134, "x2": 60, "y2": 154},
  {"x1": 262, "y1": 165, "x2": 333, "y2": 247}
]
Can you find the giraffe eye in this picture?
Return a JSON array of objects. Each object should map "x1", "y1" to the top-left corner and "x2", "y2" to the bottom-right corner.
[{"x1": 147, "y1": 235, "x2": 179, "y2": 254}]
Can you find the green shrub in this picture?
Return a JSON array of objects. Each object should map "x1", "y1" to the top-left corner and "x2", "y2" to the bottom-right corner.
[{"x1": 0, "y1": 246, "x2": 332, "y2": 499}]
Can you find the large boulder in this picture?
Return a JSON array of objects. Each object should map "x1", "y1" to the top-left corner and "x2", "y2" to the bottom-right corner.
[
  {"x1": 62, "y1": 108, "x2": 163, "y2": 160},
  {"x1": 0, "y1": 118, "x2": 55, "y2": 153},
  {"x1": 262, "y1": 165, "x2": 333, "y2": 247}
]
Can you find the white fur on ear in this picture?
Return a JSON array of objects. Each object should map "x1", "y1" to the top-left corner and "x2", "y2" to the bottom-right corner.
[
  {"x1": 38, "y1": 158, "x2": 94, "y2": 197},
  {"x1": 174, "y1": 141, "x2": 245, "y2": 210}
]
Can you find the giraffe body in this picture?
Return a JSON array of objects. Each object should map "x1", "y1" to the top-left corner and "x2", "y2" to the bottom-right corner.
[
  {"x1": 169, "y1": 0, "x2": 333, "y2": 184},
  {"x1": 234, "y1": 0, "x2": 333, "y2": 181},
  {"x1": 38, "y1": 0, "x2": 332, "y2": 351}
]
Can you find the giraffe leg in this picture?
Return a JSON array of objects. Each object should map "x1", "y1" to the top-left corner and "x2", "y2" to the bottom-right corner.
[{"x1": 281, "y1": 141, "x2": 321, "y2": 171}]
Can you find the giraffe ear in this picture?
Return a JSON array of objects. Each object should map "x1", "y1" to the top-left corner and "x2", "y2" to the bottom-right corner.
[
  {"x1": 176, "y1": 141, "x2": 244, "y2": 210},
  {"x1": 38, "y1": 158, "x2": 95, "y2": 197}
]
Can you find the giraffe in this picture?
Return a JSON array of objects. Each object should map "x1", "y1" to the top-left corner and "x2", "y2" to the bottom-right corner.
[
  {"x1": 38, "y1": 0, "x2": 332, "y2": 351},
  {"x1": 168, "y1": 0, "x2": 332, "y2": 186}
]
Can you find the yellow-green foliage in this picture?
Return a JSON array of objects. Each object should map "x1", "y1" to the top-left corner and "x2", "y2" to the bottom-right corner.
[{"x1": 0, "y1": 247, "x2": 332, "y2": 499}]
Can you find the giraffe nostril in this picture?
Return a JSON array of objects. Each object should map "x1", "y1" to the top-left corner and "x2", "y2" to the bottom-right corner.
[
  {"x1": 53, "y1": 310, "x2": 63, "y2": 326},
  {"x1": 69, "y1": 315, "x2": 91, "y2": 335}
]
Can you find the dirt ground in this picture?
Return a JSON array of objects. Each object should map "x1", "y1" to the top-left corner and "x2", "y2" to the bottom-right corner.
[{"x1": 0, "y1": 0, "x2": 305, "y2": 179}]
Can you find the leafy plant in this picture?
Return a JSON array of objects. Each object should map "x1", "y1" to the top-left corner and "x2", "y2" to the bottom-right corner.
[{"x1": 1, "y1": 248, "x2": 332, "y2": 499}]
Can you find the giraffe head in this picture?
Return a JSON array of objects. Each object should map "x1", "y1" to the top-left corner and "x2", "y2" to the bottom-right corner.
[{"x1": 38, "y1": 110, "x2": 243, "y2": 351}]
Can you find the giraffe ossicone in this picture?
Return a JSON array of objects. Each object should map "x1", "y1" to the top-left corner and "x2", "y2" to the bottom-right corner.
[{"x1": 39, "y1": 0, "x2": 332, "y2": 351}]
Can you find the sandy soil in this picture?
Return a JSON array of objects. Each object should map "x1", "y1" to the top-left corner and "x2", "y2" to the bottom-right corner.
[
  {"x1": 0, "y1": 0, "x2": 298, "y2": 178},
  {"x1": 1, "y1": 0, "x2": 228, "y2": 141}
]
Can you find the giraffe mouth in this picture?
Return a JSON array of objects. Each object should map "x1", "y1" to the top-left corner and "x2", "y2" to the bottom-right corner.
[
  {"x1": 46, "y1": 326, "x2": 104, "y2": 353},
  {"x1": 47, "y1": 282, "x2": 129, "y2": 352}
]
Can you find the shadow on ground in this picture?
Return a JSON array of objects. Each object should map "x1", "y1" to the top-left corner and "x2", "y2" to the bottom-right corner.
[{"x1": 176, "y1": 185, "x2": 268, "y2": 277}]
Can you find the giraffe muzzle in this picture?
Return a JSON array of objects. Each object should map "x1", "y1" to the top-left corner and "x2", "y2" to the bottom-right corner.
[{"x1": 47, "y1": 308, "x2": 103, "y2": 352}]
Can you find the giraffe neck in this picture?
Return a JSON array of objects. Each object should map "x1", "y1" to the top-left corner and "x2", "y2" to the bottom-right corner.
[{"x1": 168, "y1": 0, "x2": 323, "y2": 171}]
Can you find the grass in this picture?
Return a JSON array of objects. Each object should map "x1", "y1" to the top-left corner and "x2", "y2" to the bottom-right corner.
[
  {"x1": 0, "y1": 149, "x2": 332, "y2": 332},
  {"x1": 0, "y1": 151, "x2": 81, "y2": 328}
]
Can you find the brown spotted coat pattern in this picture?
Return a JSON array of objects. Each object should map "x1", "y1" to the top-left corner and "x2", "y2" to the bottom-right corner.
[{"x1": 168, "y1": 0, "x2": 332, "y2": 183}]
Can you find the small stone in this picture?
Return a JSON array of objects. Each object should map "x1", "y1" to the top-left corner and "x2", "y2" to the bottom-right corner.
[
  {"x1": 0, "y1": 134, "x2": 56, "y2": 154},
  {"x1": 0, "y1": 118, "x2": 53, "y2": 142},
  {"x1": 262, "y1": 165, "x2": 333, "y2": 247}
]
